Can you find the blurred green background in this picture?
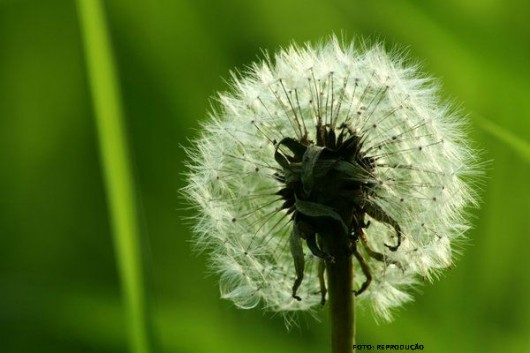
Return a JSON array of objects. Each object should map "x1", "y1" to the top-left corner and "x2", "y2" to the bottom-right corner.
[{"x1": 1, "y1": 0, "x2": 529, "y2": 352}]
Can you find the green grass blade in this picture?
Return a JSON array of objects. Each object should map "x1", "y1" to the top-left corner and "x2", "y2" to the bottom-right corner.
[
  {"x1": 474, "y1": 115, "x2": 530, "y2": 163},
  {"x1": 76, "y1": 1, "x2": 153, "y2": 353}
]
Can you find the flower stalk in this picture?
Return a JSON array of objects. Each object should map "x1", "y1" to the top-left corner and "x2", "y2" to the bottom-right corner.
[{"x1": 326, "y1": 251, "x2": 355, "y2": 352}]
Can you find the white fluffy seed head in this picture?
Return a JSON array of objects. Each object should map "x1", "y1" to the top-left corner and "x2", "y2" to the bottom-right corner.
[{"x1": 183, "y1": 36, "x2": 480, "y2": 323}]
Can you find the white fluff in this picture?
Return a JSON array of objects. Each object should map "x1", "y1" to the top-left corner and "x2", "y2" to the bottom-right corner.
[{"x1": 183, "y1": 37, "x2": 480, "y2": 322}]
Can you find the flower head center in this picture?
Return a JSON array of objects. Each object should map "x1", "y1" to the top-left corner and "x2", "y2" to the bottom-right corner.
[{"x1": 274, "y1": 123, "x2": 376, "y2": 242}]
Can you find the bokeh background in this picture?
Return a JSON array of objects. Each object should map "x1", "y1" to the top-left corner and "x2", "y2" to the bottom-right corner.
[{"x1": 1, "y1": 0, "x2": 529, "y2": 352}]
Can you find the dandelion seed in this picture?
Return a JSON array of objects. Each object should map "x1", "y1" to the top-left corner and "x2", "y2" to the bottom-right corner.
[{"x1": 183, "y1": 36, "x2": 480, "y2": 325}]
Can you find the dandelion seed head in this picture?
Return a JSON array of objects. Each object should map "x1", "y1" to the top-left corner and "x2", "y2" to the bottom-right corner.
[{"x1": 183, "y1": 36, "x2": 480, "y2": 322}]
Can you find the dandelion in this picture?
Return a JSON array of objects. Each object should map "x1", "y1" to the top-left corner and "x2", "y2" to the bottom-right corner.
[{"x1": 183, "y1": 36, "x2": 479, "y2": 351}]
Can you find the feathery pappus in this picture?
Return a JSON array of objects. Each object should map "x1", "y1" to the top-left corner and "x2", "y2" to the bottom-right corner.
[{"x1": 183, "y1": 37, "x2": 480, "y2": 323}]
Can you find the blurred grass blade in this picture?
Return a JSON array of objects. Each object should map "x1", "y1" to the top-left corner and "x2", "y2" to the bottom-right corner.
[
  {"x1": 474, "y1": 115, "x2": 530, "y2": 163},
  {"x1": 76, "y1": 1, "x2": 153, "y2": 353}
]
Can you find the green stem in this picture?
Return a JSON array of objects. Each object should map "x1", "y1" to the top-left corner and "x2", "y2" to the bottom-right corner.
[
  {"x1": 76, "y1": 2, "x2": 153, "y2": 353},
  {"x1": 322, "y1": 229, "x2": 355, "y2": 353},
  {"x1": 327, "y1": 252, "x2": 355, "y2": 353}
]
